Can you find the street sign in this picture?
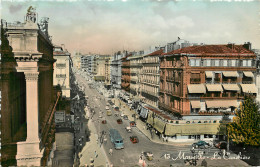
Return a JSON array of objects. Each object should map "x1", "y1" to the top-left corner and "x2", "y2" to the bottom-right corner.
[{"x1": 55, "y1": 110, "x2": 65, "y2": 123}]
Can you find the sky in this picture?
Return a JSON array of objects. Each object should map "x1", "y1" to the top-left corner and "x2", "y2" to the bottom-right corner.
[{"x1": 1, "y1": 0, "x2": 260, "y2": 55}]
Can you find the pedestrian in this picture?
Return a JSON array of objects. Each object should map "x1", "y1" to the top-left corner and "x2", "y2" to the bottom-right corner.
[
  {"x1": 109, "y1": 148, "x2": 113, "y2": 156},
  {"x1": 166, "y1": 137, "x2": 168, "y2": 143}
]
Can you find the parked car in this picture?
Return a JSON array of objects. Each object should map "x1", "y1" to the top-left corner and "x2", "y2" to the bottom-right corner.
[
  {"x1": 126, "y1": 126, "x2": 132, "y2": 133},
  {"x1": 114, "y1": 106, "x2": 119, "y2": 111},
  {"x1": 106, "y1": 106, "x2": 110, "y2": 110},
  {"x1": 215, "y1": 141, "x2": 227, "y2": 149},
  {"x1": 123, "y1": 115, "x2": 128, "y2": 120},
  {"x1": 117, "y1": 119, "x2": 123, "y2": 124},
  {"x1": 130, "y1": 121, "x2": 136, "y2": 127},
  {"x1": 107, "y1": 110, "x2": 112, "y2": 116},
  {"x1": 101, "y1": 120, "x2": 107, "y2": 124},
  {"x1": 130, "y1": 136, "x2": 139, "y2": 143},
  {"x1": 192, "y1": 141, "x2": 210, "y2": 148}
]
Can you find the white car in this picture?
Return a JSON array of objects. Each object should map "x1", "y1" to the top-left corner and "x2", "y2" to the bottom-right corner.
[{"x1": 106, "y1": 106, "x2": 109, "y2": 110}]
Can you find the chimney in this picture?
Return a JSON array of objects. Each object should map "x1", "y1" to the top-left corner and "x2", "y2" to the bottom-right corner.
[
  {"x1": 227, "y1": 43, "x2": 235, "y2": 51},
  {"x1": 243, "y1": 42, "x2": 251, "y2": 50}
]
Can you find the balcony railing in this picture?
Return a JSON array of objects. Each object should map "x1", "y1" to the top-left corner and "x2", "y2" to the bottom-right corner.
[
  {"x1": 190, "y1": 78, "x2": 201, "y2": 84},
  {"x1": 56, "y1": 74, "x2": 66, "y2": 78},
  {"x1": 56, "y1": 64, "x2": 66, "y2": 68}
]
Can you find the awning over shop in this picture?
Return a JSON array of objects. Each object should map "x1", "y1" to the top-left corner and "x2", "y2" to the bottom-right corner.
[
  {"x1": 164, "y1": 123, "x2": 226, "y2": 136},
  {"x1": 205, "y1": 71, "x2": 213, "y2": 78},
  {"x1": 222, "y1": 84, "x2": 240, "y2": 91},
  {"x1": 147, "y1": 113, "x2": 153, "y2": 125},
  {"x1": 243, "y1": 71, "x2": 254, "y2": 78},
  {"x1": 240, "y1": 84, "x2": 257, "y2": 93},
  {"x1": 190, "y1": 101, "x2": 201, "y2": 109},
  {"x1": 187, "y1": 84, "x2": 206, "y2": 94},
  {"x1": 222, "y1": 71, "x2": 239, "y2": 77},
  {"x1": 206, "y1": 84, "x2": 223, "y2": 92},
  {"x1": 140, "y1": 106, "x2": 149, "y2": 118},
  {"x1": 153, "y1": 118, "x2": 166, "y2": 133},
  {"x1": 206, "y1": 100, "x2": 238, "y2": 108}
]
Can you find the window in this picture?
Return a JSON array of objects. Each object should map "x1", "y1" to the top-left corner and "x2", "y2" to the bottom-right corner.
[
  {"x1": 215, "y1": 60, "x2": 220, "y2": 66},
  {"x1": 195, "y1": 59, "x2": 200, "y2": 66},
  {"x1": 242, "y1": 60, "x2": 247, "y2": 67},
  {"x1": 248, "y1": 60, "x2": 252, "y2": 66},
  {"x1": 189, "y1": 59, "x2": 195, "y2": 66},
  {"x1": 223, "y1": 60, "x2": 228, "y2": 66},
  {"x1": 231, "y1": 60, "x2": 236, "y2": 67},
  {"x1": 206, "y1": 59, "x2": 211, "y2": 67}
]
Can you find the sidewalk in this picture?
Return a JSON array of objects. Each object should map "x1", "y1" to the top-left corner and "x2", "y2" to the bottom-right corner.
[{"x1": 78, "y1": 107, "x2": 110, "y2": 167}]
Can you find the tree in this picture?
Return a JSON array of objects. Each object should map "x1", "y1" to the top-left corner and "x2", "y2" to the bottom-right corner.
[{"x1": 227, "y1": 95, "x2": 260, "y2": 146}]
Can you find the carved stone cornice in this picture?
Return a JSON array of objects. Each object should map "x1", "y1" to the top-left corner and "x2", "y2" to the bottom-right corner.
[{"x1": 24, "y1": 72, "x2": 39, "y2": 81}]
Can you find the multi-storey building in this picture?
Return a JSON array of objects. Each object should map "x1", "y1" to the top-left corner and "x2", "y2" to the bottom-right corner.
[
  {"x1": 121, "y1": 54, "x2": 131, "y2": 92},
  {"x1": 94, "y1": 55, "x2": 111, "y2": 82},
  {"x1": 141, "y1": 49, "x2": 163, "y2": 108},
  {"x1": 105, "y1": 56, "x2": 112, "y2": 89},
  {"x1": 159, "y1": 43, "x2": 256, "y2": 118},
  {"x1": 80, "y1": 55, "x2": 88, "y2": 72},
  {"x1": 129, "y1": 51, "x2": 143, "y2": 99},
  {"x1": 53, "y1": 45, "x2": 71, "y2": 98},
  {"x1": 111, "y1": 51, "x2": 124, "y2": 89},
  {"x1": 72, "y1": 52, "x2": 82, "y2": 70},
  {"x1": 1, "y1": 9, "x2": 60, "y2": 166}
]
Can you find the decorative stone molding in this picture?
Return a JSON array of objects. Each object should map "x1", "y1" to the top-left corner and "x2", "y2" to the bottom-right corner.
[{"x1": 24, "y1": 72, "x2": 39, "y2": 81}]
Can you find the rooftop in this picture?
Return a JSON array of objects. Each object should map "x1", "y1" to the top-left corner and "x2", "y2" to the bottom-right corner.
[{"x1": 163, "y1": 44, "x2": 254, "y2": 56}]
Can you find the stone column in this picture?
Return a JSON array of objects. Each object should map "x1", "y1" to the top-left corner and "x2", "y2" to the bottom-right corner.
[
  {"x1": 16, "y1": 72, "x2": 43, "y2": 166},
  {"x1": 24, "y1": 72, "x2": 40, "y2": 142}
]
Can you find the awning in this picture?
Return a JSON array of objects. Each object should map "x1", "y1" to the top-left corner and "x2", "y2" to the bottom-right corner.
[
  {"x1": 164, "y1": 123, "x2": 226, "y2": 136},
  {"x1": 240, "y1": 84, "x2": 257, "y2": 93},
  {"x1": 206, "y1": 100, "x2": 238, "y2": 108},
  {"x1": 206, "y1": 84, "x2": 223, "y2": 92},
  {"x1": 205, "y1": 71, "x2": 213, "y2": 78},
  {"x1": 243, "y1": 71, "x2": 254, "y2": 78},
  {"x1": 147, "y1": 113, "x2": 153, "y2": 125},
  {"x1": 222, "y1": 71, "x2": 239, "y2": 77},
  {"x1": 187, "y1": 84, "x2": 206, "y2": 94},
  {"x1": 222, "y1": 84, "x2": 240, "y2": 91},
  {"x1": 190, "y1": 101, "x2": 201, "y2": 109},
  {"x1": 153, "y1": 118, "x2": 166, "y2": 133},
  {"x1": 140, "y1": 107, "x2": 149, "y2": 118}
]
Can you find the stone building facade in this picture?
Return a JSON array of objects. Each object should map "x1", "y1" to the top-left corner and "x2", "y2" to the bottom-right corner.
[
  {"x1": 1, "y1": 9, "x2": 60, "y2": 166},
  {"x1": 159, "y1": 43, "x2": 256, "y2": 117},
  {"x1": 141, "y1": 49, "x2": 162, "y2": 108},
  {"x1": 129, "y1": 52, "x2": 143, "y2": 99},
  {"x1": 110, "y1": 51, "x2": 124, "y2": 89},
  {"x1": 121, "y1": 54, "x2": 131, "y2": 92},
  {"x1": 53, "y1": 45, "x2": 71, "y2": 98}
]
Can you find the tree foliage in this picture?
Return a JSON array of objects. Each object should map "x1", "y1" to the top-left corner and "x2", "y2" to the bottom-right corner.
[{"x1": 228, "y1": 96, "x2": 260, "y2": 146}]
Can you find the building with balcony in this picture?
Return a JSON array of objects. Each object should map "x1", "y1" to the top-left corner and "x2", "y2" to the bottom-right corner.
[
  {"x1": 141, "y1": 49, "x2": 162, "y2": 108},
  {"x1": 80, "y1": 55, "x2": 88, "y2": 72},
  {"x1": 53, "y1": 45, "x2": 71, "y2": 98},
  {"x1": 111, "y1": 51, "x2": 124, "y2": 89},
  {"x1": 1, "y1": 9, "x2": 60, "y2": 166},
  {"x1": 105, "y1": 56, "x2": 112, "y2": 89},
  {"x1": 159, "y1": 43, "x2": 256, "y2": 118},
  {"x1": 121, "y1": 54, "x2": 131, "y2": 92},
  {"x1": 129, "y1": 51, "x2": 144, "y2": 99},
  {"x1": 94, "y1": 55, "x2": 111, "y2": 82},
  {"x1": 254, "y1": 49, "x2": 260, "y2": 103},
  {"x1": 71, "y1": 52, "x2": 82, "y2": 70}
]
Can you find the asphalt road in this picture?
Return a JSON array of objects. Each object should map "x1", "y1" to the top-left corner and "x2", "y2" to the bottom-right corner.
[{"x1": 74, "y1": 73, "x2": 196, "y2": 166}]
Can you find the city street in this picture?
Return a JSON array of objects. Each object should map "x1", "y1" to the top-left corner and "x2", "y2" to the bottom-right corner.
[{"x1": 74, "y1": 71, "x2": 250, "y2": 167}]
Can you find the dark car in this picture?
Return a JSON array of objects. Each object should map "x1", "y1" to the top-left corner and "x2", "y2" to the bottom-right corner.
[
  {"x1": 215, "y1": 141, "x2": 227, "y2": 149},
  {"x1": 117, "y1": 118, "x2": 123, "y2": 124},
  {"x1": 123, "y1": 115, "x2": 128, "y2": 120},
  {"x1": 130, "y1": 121, "x2": 136, "y2": 127},
  {"x1": 192, "y1": 141, "x2": 210, "y2": 148},
  {"x1": 114, "y1": 107, "x2": 119, "y2": 111},
  {"x1": 130, "y1": 136, "x2": 139, "y2": 143},
  {"x1": 101, "y1": 120, "x2": 107, "y2": 124}
]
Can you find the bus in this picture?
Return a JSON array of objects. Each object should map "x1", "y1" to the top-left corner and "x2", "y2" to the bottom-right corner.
[{"x1": 109, "y1": 129, "x2": 124, "y2": 149}]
